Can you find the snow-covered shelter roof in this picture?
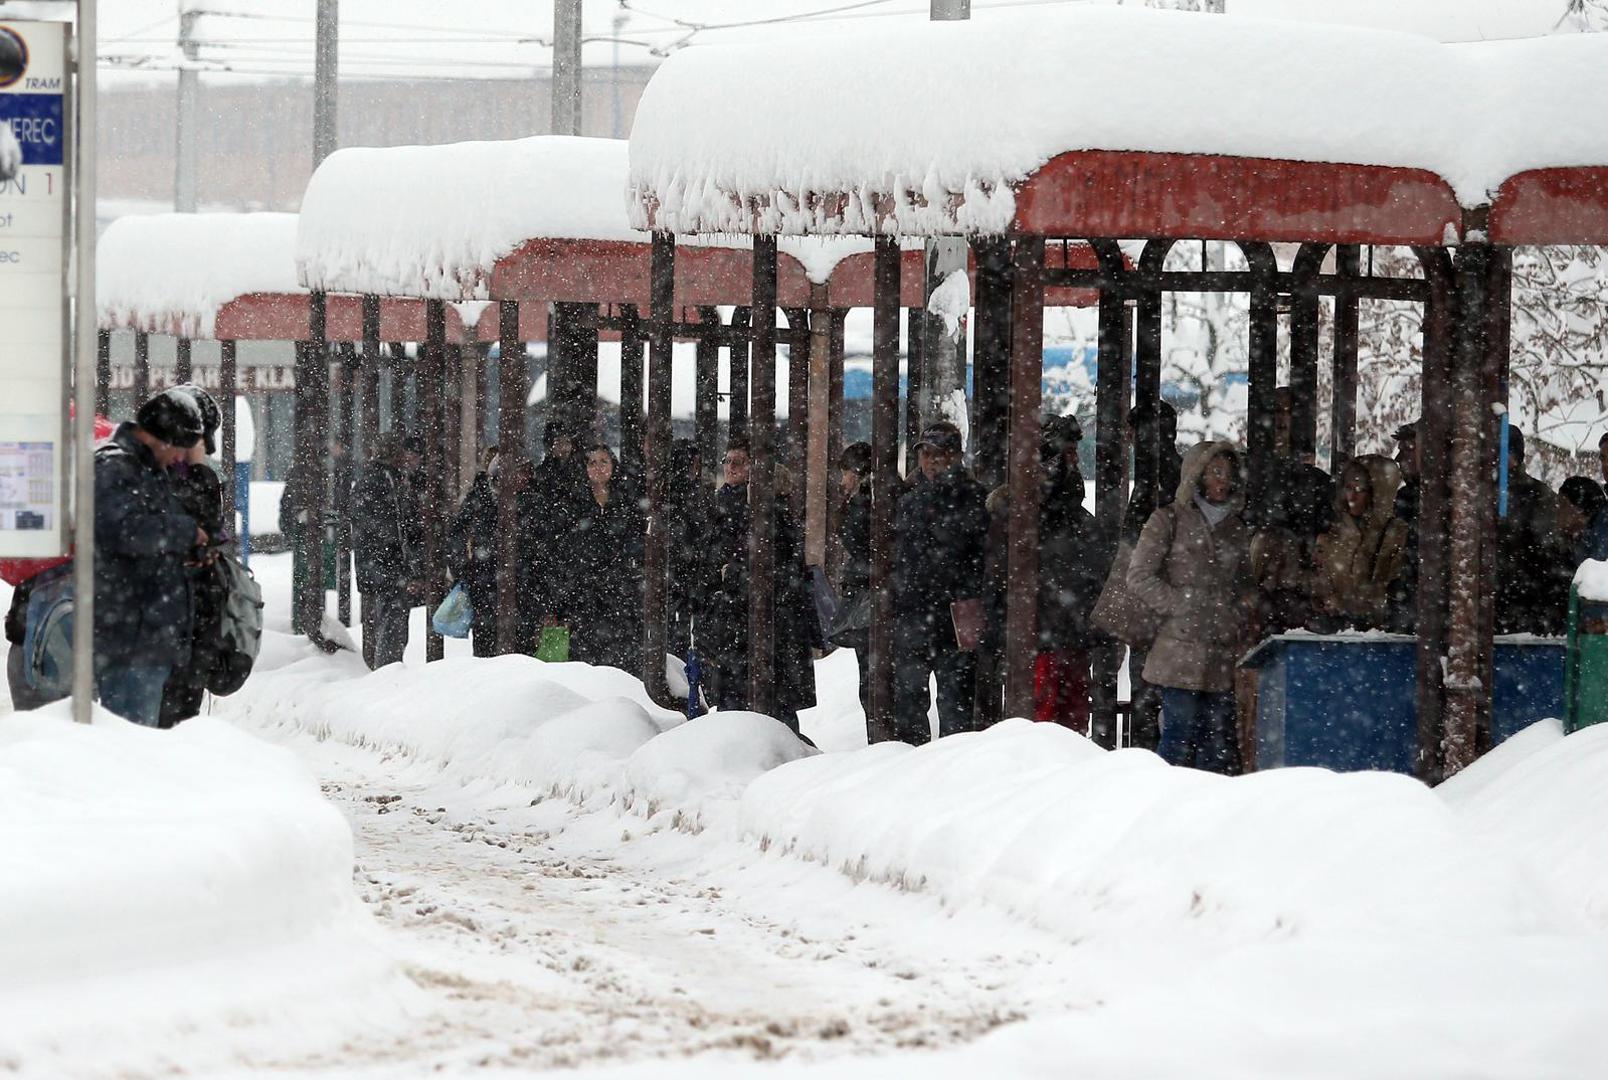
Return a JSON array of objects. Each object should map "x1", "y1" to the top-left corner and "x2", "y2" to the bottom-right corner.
[
  {"x1": 99, "y1": 213, "x2": 303, "y2": 339},
  {"x1": 627, "y1": 7, "x2": 1608, "y2": 243}
]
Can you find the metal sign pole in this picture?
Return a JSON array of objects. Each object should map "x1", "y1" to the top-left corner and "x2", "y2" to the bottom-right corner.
[{"x1": 71, "y1": 0, "x2": 97, "y2": 724}]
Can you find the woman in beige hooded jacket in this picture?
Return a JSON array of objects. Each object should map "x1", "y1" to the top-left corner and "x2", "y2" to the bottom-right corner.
[{"x1": 1127, "y1": 442, "x2": 1253, "y2": 773}]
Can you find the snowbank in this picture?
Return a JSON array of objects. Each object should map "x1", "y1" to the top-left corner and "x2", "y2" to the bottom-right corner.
[
  {"x1": 98, "y1": 212, "x2": 301, "y2": 338},
  {"x1": 0, "y1": 703, "x2": 402, "y2": 1065},
  {"x1": 620, "y1": 711, "x2": 817, "y2": 830},
  {"x1": 628, "y1": 6, "x2": 1608, "y2": 235}
]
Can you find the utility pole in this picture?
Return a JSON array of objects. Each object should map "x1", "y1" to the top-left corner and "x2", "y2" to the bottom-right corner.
[
  {"x1": 552, "y1": 0, "x2": 583, "y2": 136},
  {"x1": 173, "y1": 6, "x2": 199, "y2": 211},
  {"x1": 72, "y1": 0, "x2": 100, "y2": 724},
  {"x1": 313, "y1": 0, "x2": 339, "y2": 167},
  {"x1": 922, "y1": 0, "x2": 970, "y2": 433}
]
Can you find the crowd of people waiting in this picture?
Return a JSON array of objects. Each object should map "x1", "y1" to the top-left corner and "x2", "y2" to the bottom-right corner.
[{"x1": 346, "y1": 387, "x2": 1608, "y2": 775}]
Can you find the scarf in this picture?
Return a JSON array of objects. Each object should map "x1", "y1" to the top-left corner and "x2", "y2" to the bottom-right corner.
[{"x1": 1194, "y1": 491, "x2": 1233, "y2": 528}]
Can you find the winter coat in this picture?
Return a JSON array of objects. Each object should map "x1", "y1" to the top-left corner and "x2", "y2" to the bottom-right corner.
[
  {"x1": 893, "y1": 464, "x2": 990, "y2": 651},
  {"x1": 1127, "y1": 442, "x2": 1253, "y2": 693},
  {"x1": 1250, "y1": 526, "x2": 1314, "y2": 635},
  {"x1": 352, "y1": 460, "x2": 422, "y2": 595},
  {"x1": 1497, "y1": 469, "x2": 1565, "y2": 634},
  {"x1": 93, "y1": 423, "x2": 199, "y2": 670},
  {"x1": 667, "y1": 475, "x2": 716, "y2": 630},
  {"x1": 449, "y1": 472, "x2": 499, "y2": 602},
  {"x1": 159, "y1": 460, "x2": 229, "y2": 726},
  {"x1": 517, "y1": 453, "x2": 590, "y2": 626},
  {"x1": 559, "y1": 482, "x2": 645, "y2": 672},
  {"x1": 1309, "y1": 455, "x2": 1409, "y2": 632},
  {"x1": 986, "y1": 464, "x2": 1109, "y2": 651}
]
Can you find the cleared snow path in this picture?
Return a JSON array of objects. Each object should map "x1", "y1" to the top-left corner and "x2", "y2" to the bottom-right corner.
[{"x1": 247, "y1": 732, "x2": 1086, "y2": 1074}]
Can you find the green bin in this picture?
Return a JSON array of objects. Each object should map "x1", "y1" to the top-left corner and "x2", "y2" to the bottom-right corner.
[{"x1": 1564, "y1": 584, "x2": 1608, "y2": 733}]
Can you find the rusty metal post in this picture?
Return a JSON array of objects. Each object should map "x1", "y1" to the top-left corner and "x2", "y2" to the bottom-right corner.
[
  {"x1": 825, "y1": 309, "x2": 847, "y2": 579},
  {"x1": 620, "y1": 305, "x2": 645, "y2": 477},
  {"x1": 729, "y1": 307, "x2": 752, "y2": 436},
  {"x1": 805, "y1": 288, "x2": 832, "y2": 568},
  {"x1": 748, "y1": 237, "x2": 780, "y2": 719},
  {"x1": 643, "y1": 235, "x2": 676, "y2": 703},
  {"x1": 1241, "y1": 242, "x2": 1280, "y2": 525},
  {"x1": 1092, "y1": 246, "x2": 1131, "y2": 748},
  {"x1": 1413, "y1": 245, "x2": 1456, "y2": 783},
  {"x1": 358, "y1": 298, "x2": 380, "y2": 459},
  {"x1": 298, "y1": 293, "x2": 332, "y2": 644},
  {"x1": 175, "y1": 337, "x2": 193, "y2": 384},
  {"x1": 786, "y1": 308, "x2": 810, "y2": 506},
  {"x1": 334, "y1": 344, "x2": 355, "y2": 627},
  {"x1": 970, "y1": 236, "x2": 1012, "y2": 729},
  {"x1": 1004, "y1": 237, "x2": 1045, "y2": 719},
  {"x1": 95, "y1": 330, "x2": 111, "y2": 417},
  {"x1": 1289, "y1": 244, "x2": 1328, "y2": 463},
  {"x1": 220, "y1": 339, "x2": 238, "y2": 531},
  {"x1": 442, "y1": 344, "x2": 464, "y2": 502},
  {"x1": 460, "y1": 344, "x2": 481, "y2": 496},
  {"x1": 496, "y1": 301, "x2": 525, "y2": 654},
  {"x1": 422, "y1": 301, "x2": 448, "y2": 662},
  {"x1": 1132, "y1": 242, "x2": 1170, "y2": 514},
  {"x1": 904, "y1": 306, "x2": 924, "y2": 467},
  {"x1": 693, "y1": 306, "x2": 720, "y2": 473},
  {"x1": 133, "y1": 332, "x2": 150, "y2": 405},
  {"x1": 868, "y1": 237, "x2": 902, "y2": 743},
  {"x1": 1331, "y1": 246, "x2": 1361, "y2": 468}
]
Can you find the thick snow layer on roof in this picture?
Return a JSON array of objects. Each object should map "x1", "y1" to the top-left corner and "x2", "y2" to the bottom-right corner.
[
  {"x1": 297, "y1": 136, "x2": 648, "y2": 301},
  {"x1": 628, "y1": 7, "x2": 1608, "y2": 236},
  {"x1": 98, "y1": 212, "x2": 301, "y2": 338}
]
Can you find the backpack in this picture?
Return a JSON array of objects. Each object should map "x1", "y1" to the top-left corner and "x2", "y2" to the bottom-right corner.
[
  {"x1": 207, "y1": 554, "x2": 263, "y2": 696},
  {"x1": 22, "y1": 563, "x2": 75, "y2": 702}
]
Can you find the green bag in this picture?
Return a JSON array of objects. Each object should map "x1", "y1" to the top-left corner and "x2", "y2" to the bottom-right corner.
[{"x1": 536, "y1": 625, "x2": 571, "y2": 663}]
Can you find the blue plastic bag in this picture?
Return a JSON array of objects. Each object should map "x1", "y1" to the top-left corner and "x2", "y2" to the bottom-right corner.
[{"x1": 430, "y1": 582, "x2": 473, "y2": 639}]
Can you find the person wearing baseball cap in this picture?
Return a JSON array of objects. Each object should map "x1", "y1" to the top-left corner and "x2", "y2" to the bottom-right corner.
[{"x1": 92, "y1": 390, "x2": 210, "y2": 725}]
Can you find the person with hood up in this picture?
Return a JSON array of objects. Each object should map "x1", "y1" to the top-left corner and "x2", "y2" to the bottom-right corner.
[
  {"x1": 559, "y1": 444, "x2": 645, "y2": 672},
  {"x1": 94, "y1": 389, "x2": 210, "y2": 725},
  {"x1": 1126, "y1": 442, "x2": 1253, "y2": 774},
  {"x1": 1310, "y1": 455, "x2": 1410, "y2": 632},
  {"x1": 891, "y1": 421, "x2": 989, "y2": 744}
]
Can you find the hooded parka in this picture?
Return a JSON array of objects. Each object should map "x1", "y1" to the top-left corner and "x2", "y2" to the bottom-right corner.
[
  {"x1": 1311, "y1": 455, "x2": 1409, "y2": 631},
  {"x1": 1126, "y1": 442, "x2": 1253, "y2": 693}
]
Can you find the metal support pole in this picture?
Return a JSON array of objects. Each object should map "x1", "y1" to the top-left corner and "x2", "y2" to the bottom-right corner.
[
  {"x1": 904, "y1": 306, "x2": 924, "y2": 465},
  {"x1": 748, "y1": 237, "x2": 780, "y2": 719},
  {"x1": 174, "y1": 8, "x2": 200, "y2": 212},
  {"x1": 1413, "y1": 245, "x2": 1456, "y2": 784},
  {"x1": 220, "y1": 339, "x2": 237, "y2": 532},
  {"x1": 313, "y1": 0, "x2": 339, "y2": 167},
  {"x1": 174, "y1": 337, "x2": 192, "y2": 385},
  {"x1": 1289, "y1": 244, "x2": 1327, "y2": 464},
  {"x1": 72, "y1": 0, "x2": 100, "y2": 725},
  {"x1": 552, "y1": 0, "x2": 583, "y2": 136},
  {"x1": 693, "y1": 307, "x2": 720, "y2": 474},
  {"x1": 335, "y1": 344, "x2": 355, "y2": 626},
  {"x1": 95, "y1": 329, "x2": 110, "y2": 417},
  {"x1": 786, "y1": 308, "x2": 810, "y2": 499},
  {"x1": 1332, "y1": 246, "x2": 1361, "y2": 469},
  {"x1": 1242, "y1": 243, "x2": 1280, "y2": 525},
  {"x1": 729, "y1": 306, "x2": 751, "y2": 435},
  {"x1": 1004, "y1": 237, "x2": 1044, "y2": 720},
  {"x1": 643, "y1": 236, "x2": 676, "y2": 703},
  {"x1": 298, "y1": 293, "x2": 331, "y2": 644},
  {"x1": 359, "y1": 296, "x2": 381, "y2": 459},
  {"x1": 1093, "y1": 264, "x2": 1129, "y2": 748},
  {"x1": 619, "y1": 305, "x2": 645, "y2": 476},
  {"x1": 970, "y1": 238, "x2": 1011, "y2": 491},
  {"x1": 496, "y1": 301, "x2": 525, "y2": 654},
  {"x1": 133, "y1": 331, "x2": 150, "y2": 405},
  {"x1": 422, "y1": 301, "x2": 447, "y2": 662},
  {"x1": 805, "y1": 288, "x2": 832, "y2": 568},
  {"x1": 867, "y1": 237, "x2": 902, "y2": 743},
  {"x1": 825, "y1": 310, "x2": 846, "y2": 579}
]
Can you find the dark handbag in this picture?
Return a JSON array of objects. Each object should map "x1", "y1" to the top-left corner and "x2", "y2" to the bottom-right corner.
[
  {"x1": 1091, "y1": 537, "x2": 1164, "y2": 647},
  {"x1": 827, "y1": 590, "x2": 871, "y2": 649}
]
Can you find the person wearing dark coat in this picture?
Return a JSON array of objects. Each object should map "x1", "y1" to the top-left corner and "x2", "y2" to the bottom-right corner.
[
  {"x1": 353, "y1": 433, "x2": 424, "y2": 669},
  {"x1": 832, "y1": 443, "x2": 874, "y2": 714},
  {"x1": 665, "y1": 439, "x2": 714, "y2": 658},
  {"x1": 1559, "y1": 476, "x2": 1608, "y2": 567},
  {"x1": 892, "y1": 421, "x2": 989, "y2": 745},
  {"x1": 94, "y1": 392, "x2": 208, "y2": 725},
  {"x1": 517, "y1": 424, "x2": 590, "y2": 644},
  {"x1": 1496, "y1": 429, "x2": 1565, "y2": 634},
  {"x1": 556, "y1": 446, "x2": 645, "y2": 672},
  {"x1": 158, "y1": 385, "x2": 228, "y2": 727},
  {"x1": 448, "y1": 447, "x2": 502, "y2": 657}
]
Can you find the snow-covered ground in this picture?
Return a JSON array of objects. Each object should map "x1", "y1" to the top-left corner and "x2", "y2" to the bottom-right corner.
[{"x1": 5, "y1": 552, "x2": 1608, "y2": 1077}]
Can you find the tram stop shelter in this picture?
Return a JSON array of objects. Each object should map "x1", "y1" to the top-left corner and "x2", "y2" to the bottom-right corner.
[
  {"x1": 296, "y1": 135, "x2": 821, "y2": 683},
  {"x1": 97, "y1": 211, "x2": 469, "y2": 634},
  {"x1": 627, "y1": 5, "x2": 1608, "y2": 780}
]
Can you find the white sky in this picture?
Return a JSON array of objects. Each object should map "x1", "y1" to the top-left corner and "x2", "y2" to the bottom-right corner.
[{"x1": 0, "y1": 0, "x2": 1574, "y2": 86}]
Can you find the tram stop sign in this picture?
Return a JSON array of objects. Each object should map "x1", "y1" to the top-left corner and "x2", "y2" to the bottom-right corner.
[{"x1": 0, "y1": 20, "x2": 68, "y2": 559}]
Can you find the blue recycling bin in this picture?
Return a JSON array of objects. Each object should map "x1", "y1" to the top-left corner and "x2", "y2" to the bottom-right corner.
[{"x1": 1244, "y1": 634, "x2": 1563, "y2": 775}]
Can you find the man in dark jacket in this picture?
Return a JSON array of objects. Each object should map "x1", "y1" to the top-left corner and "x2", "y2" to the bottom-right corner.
[
  {"x1": 353, "y1": 433, "x2": 423, "y2": 668},
  {"x1": 94, "y1": 391, "x2": 208, "y2": 725},
  {"x1": 159, "y1": 385, "x2": 227, "y2": 727},
  {"x1": 892, "y1": 421, "x2": 989, "y2": 744},
  {"x1": 449, "y1": 446, "x2": 501, "y2": 657},
  {"x1": 1496, "y1": 428, "x2": 1564, "y2": 633},
  {"x1": 516, "y1": 423, "x2": 589, "y2": 642}
]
